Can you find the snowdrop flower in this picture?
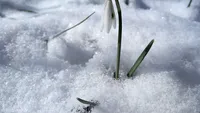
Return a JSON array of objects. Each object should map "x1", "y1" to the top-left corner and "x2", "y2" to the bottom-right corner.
[{"x1": 101, "y1": 0, "x2": 116, "y2": 33}]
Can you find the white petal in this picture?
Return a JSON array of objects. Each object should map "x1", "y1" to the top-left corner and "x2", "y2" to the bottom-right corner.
[
  {"x1": 101, "y1": 0, "x2": 116, "y2": 33},
  {"x1": 101, "y1": 0, "x2": 109, "y2": 31},
  {"x1": 110, "y1": 0, "x2": 116, "y2": 29}
]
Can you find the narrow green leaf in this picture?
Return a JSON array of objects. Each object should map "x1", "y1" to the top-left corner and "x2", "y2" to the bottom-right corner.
[
  {"x1": 77, "y1": 98, "x2": 98, "y2": 106},
  {"x1": 187, "y1": 0, "x2": 193, "y2": 8},
  {"x1": 52, "y1": 12, "x2": 95, "y2": 40},
  {"x1": 127, "y1": 39, "x2": 154, "y2": 77}
]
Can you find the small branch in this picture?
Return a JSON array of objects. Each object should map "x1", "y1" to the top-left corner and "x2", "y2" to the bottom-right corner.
[
  {"x1": 114, "y1": 0, "x2": 123, "y2": 79},
  {"x1": 51, "y1": 12, "x2": 95, "y2": 40}
]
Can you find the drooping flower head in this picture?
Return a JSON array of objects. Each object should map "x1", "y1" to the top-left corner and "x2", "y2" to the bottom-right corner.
[{"x1": 101, "y1": 0, "x2": 116, "y2": 33}]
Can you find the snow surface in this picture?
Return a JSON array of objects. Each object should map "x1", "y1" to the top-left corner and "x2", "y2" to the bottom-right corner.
[{"x1": 0, "y1": 0, "x2": 200, "y2": 113}]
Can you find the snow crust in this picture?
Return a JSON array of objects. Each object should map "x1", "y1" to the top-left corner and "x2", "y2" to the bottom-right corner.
[{"x1": 0, "y1": 0, "x2": 200, "y2": 113}]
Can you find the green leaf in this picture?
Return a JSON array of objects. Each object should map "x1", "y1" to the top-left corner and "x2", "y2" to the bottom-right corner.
[
  {"x1": 52, "y1": 12, "x2": 95, "y2": 40},
  {"x1": 187, "y1": 0, "x2": 193, "y2": 8},
  {"x1": 77, "y1": 98, "x2": 98, "y2": 106},
  {"x1": 127, "y1": 39, "x2": 154, "y2": 77}
]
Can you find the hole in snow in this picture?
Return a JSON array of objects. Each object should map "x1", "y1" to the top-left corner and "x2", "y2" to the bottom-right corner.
[{"x1": 47, "y1": 37, "x2": 94, "y2": 65}]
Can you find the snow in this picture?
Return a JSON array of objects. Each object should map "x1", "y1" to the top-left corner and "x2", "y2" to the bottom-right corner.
[{"x1": 0, "y1": 0, "x2": 200, "y2": 113}]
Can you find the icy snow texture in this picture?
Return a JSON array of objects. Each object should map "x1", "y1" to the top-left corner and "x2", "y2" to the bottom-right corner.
[{"x1": 0, "y1": 0, "x2": 200, "y2": 113}]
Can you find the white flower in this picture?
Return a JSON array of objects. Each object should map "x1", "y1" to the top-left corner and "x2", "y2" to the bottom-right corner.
[{"x1": 101, "y1": 0, "x2": 116, "y2": 33}]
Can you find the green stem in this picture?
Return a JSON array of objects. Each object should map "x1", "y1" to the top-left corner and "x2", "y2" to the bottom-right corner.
[
  {"x1": 114, "y1": 0, "x2": 122, "y2": 79},
  {"x1": 127, "y1": 39, "x2": 154, "y2": 77}
]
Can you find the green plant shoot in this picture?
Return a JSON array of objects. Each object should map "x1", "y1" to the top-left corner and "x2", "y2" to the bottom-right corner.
[
  {"x1": 127, "y1": 39, "x2": 154, "y2": 77},
  {"x1": 187, "y1": 0, "x2": 192, "y2": 8},
  {"x1": 51, "y1": 12, "x2": 95, "y2": 40}
]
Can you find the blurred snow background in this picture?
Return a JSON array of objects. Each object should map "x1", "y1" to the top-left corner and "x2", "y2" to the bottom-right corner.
[{"x1": 0, "y1": 0, "x2": 200, "y2": 113}]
